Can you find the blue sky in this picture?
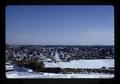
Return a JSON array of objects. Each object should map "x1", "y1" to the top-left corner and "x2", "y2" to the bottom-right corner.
[{"x1": 6, "y1": 5, "x2": 114, "y2": 45}]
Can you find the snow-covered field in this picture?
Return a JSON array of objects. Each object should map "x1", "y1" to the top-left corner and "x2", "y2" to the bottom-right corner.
[
  {"x1": 6, "y1": 71, "x2": 114, "y2": 79},
  {"x1": 44, "y1": 59, "x2": 114, "y2": 69},
  {"x1": 6, "y1": 59, "x2": 114, "y2": 78},
  {"x1": 6, "y1": 65, "x2": 14, "y2": 71}
]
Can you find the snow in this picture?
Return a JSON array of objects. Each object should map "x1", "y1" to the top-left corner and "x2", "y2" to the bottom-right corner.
[
  {"x1": 6, "y1": 59, "x2": 114, "y2": 79},
  {"x1": 6, "y1": 63, "x2": 14, "y2": 71},
  {"x1": 53, "y1": 51, "x2": 62, "y2": 62},
  {"x1": 6, "y1": 71, "x2": 114, "y2": 78},
  {"x1": 47, "y1": 58, "x2": 52, "y2": 61},
  {"x1": 44, "y1": 59, "x2": 114, "y2": 69},
  {"x1": 14, "y1": 67, "x2": 33, "y2": 72},
  {"x1": 6, "y1": 65, "x2": 14, "y2": 71}
]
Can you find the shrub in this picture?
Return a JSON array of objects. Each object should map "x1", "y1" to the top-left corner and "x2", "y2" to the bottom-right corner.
[
  {"x1": 25, "y1": 60, "x2": 45, "y2": 72},
  {"x1": 15, "y1": 60, "x2": 45, "y2": 72}
]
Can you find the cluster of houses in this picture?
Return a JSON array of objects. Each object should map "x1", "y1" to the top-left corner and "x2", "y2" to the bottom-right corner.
[
  {"x1": 6, "y1": 45, "x2": 114, "y2": 62},
  {"x1": 6, "y1": 45, "x2": 114, "y2": 74}
]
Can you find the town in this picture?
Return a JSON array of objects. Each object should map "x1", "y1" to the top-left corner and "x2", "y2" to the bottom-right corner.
[
  {"x1": 6, "y1": 45, "x2": 114, "y2": 75},
  {"x1": 6, "y1": 45, "x2": 114, "y2": 62}
]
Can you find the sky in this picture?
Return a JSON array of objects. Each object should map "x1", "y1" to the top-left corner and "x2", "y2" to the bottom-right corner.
[{"x1": 6, "y1": 5, "x2": 114, "y2": 45}]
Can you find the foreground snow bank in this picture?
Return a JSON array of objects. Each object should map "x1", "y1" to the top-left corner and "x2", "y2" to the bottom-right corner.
[
  {"x1": 44, "y1": 59, "x2": 114, "y2": 69},
  {"x1": 6, "y1": 71, "x2": 114, "y2": 79},
  {"x1": 6, "y1": 59, "x2": 114, "y2": 79}
]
